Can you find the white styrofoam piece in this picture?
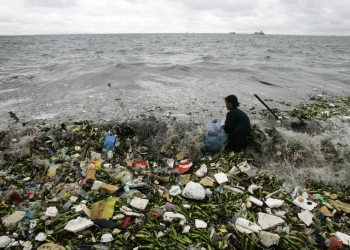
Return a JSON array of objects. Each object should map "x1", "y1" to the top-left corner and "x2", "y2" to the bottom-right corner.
[
  {"x1": 227, "y1": 166, "x2": 239, "y2": 176},
  {"x1": 335, "y1": 232, "x2": 350, "y2": 246},
  {"x1": 100, "y1": 233, "x2": 114, "y2": 243},
  {"x1": 29, "y1": 220, "x2": 37, "y2": 229},
  {"x1": 70, "y1": 196, "x2": 79, "y2": 202},
  {"x1": 258, "y1": 213, "x2": 285, "y2": 230},
  {"x1": 214, "y1": 172, "x2": 228, "y2": 184},
  {"x1": 182, "y1": 225, "x2": 191, "y2": 233},
  {"x1": 45, "y1": 206, "x2": 59, "y2": 217},
  {"x1": 259, "y1": 231, "x2": 280, "y2": 247},
  {"x1": 0, "y1": 236, "x2": 11, "y2": 248},
  {"x1": 298, "y1": 210, "x2": 314, "y2": 226},
  {"x1": 2, "y1": 211, "x2": 26, "y2": 229},
  {"x1": 235, "y1": 218, "x2": 261, "y2": 234},
  {"x1": 195, "y1": 164, "x2": 207, "y2": 177},
  {"x1": 293, "y1": 196, "x2": 317, "y2": 211},
  {"x1": 130, "y1": 197, "x2": 149, "y2": 210},
  {"x1": 248, "y1": 196, "x2": 263, "y2": 206},
  {"x1": 22, "y1": 241, "x2": 32, "y2": 250},
  {"x1": 182, "y1": 181, "x2": 205, "y2": 200},
  {"x1": 195, "y1": 219, "x2": 207, "y2": 228},
  {"x1": 248, "y1": 184, "x2": 261, "y2": 194},
  {"x1": 223, "y1": 185, "x2": 244, "y2": 193},
  {"x1": 274, "y1": 211, "x2": 286, "y2": 218},
  {"x1": 163, "y1": 212, "x2": 187, "y2": 225},
  {"x1": 169, "y1": 186, "x2": 182, "y2": 196},
  {"x1": 265, "y1": 198, "x2": 285, "y2": 208},
  {"x1": 238, "y1": 161, "x2": 250, "y2": 172},
  {"x1": 64, "y1": 217, "x2": 94, "y2": 232},
  {"x1": 35, "y1": 232, "x2": 47, "y2": 241},
  {"x1": 72, "y1": 203, "x2": 86, "y2": 212}
]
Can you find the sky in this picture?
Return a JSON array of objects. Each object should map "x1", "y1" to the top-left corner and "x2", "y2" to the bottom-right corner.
[{"x1": 1, "y1": 0, "x2": 350, "y2": 36}]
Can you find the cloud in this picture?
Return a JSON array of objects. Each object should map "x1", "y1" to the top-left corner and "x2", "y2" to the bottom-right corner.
[
  {"x1": 24, "y1": 0, "x2": 77, "y2": 8},
  {"x1": 0, "y1": 0, "x2": 349, "y2": 35}
]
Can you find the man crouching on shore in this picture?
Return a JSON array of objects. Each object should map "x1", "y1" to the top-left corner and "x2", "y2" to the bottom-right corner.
[{"x1": 223, "y1": 95, "x2": 251, "y2": 152}]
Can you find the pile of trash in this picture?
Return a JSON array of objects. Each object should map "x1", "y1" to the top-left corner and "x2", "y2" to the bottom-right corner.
[{"x1": 1, "y1": 95, "x2": 350, "y2": 249}]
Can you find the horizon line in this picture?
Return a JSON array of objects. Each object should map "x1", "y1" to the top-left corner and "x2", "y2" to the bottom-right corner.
[{"x1": 0, "y1": 32, "x2": 348, "y2": 37}]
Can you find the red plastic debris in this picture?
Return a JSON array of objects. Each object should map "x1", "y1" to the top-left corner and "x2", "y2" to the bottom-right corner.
[
  {"x1": 148, "y1": 211, "x2": 162, "y2": 217},
  {"x1": 175, "y1": 159, "x2": 193, "y2": 174},
  {"x1": 132, "y1": 160, "x2": 148, "y2": 169},
  {"x1": 326, "y1": 236, "x2": 343, "y2": 250},
  {"x1": 10, "y1": 193, "x2": 23, "y2": 204},
  {"x1": 122, "y1": 216, "x2": 132, "y2": 229}
]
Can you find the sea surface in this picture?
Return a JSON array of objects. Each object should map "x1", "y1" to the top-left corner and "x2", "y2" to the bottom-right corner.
[
  {"x1": 0, "y1": 33, "x2": 350, "y2": 186},
  {"x1": 0, "y1": 33, "x2": 349, "y2": 127}
]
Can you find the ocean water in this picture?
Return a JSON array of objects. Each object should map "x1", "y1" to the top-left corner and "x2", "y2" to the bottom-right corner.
[
  {"x1": 0, "y1": 33, "x2": 349, "y2": 127},
  {"x1": 1, "y1": 34, "x2": 349, "y2": 186}
]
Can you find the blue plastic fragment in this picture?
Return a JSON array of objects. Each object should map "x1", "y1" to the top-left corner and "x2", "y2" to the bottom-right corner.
[
  {"x1": 24, "y1": 212, "x2": 34, "y2": 220},
  {"x1": 102, "y1": 135, "x2": 116, "y2": 152},
  {"x1": 317, "y1": 212, "x2": 325, "y2": 220},
  {"x1": 76, "y1": 243, "x2": 94, "y2": 249}
]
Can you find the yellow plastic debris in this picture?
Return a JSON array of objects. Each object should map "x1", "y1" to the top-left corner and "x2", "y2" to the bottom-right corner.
[{"x1": 90, "y1": 197, "x2": 119, "y2": 220}]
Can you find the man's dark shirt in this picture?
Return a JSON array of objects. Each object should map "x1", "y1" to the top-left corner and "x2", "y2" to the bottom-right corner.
[{"x1": 224, "y1": 108, "x2": 251, "y2": 141}]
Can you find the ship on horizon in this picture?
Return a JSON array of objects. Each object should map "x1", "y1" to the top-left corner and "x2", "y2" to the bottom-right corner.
[
  {"x1": 229, "y1": 32, "x2": 235, "y2": 34},
  {"x1": 253, "y1": 30, "x2": 265, "y2": 35}
]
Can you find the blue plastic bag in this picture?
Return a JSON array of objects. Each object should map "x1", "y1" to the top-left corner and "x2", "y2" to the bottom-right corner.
[
  {"x1": 102, "y1": 135, "x2": 116, "y2": 152},
  {"x1": 203, "y1": 119, "x2": 226, "y2": 152}
]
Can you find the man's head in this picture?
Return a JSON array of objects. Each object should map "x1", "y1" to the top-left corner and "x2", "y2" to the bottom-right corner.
[{"x1": 225, "y1": 95, "x2": 239, "y2": 110}]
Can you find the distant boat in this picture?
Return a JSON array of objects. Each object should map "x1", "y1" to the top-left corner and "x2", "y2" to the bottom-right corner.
[
  {"x1": 229, "y1": 32, "x2": 235, "y2": 34},
  {"x1": 253, "y1": 30, "x2": 265, "y2": 35}
]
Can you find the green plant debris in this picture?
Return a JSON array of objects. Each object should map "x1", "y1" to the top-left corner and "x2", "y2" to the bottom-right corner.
[{"x1": 290, "y1": 95, "x2": 350, "y2": 120}]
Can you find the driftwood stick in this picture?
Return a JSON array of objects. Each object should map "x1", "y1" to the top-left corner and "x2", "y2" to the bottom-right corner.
[{"x1": 254, "y1": 94, "x2": 280, "y2": 120}]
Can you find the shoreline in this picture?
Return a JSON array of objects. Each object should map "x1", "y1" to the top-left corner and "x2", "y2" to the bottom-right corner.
[{"x1": 2, "y1": 94, "x2": 350, "y2": 187}]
